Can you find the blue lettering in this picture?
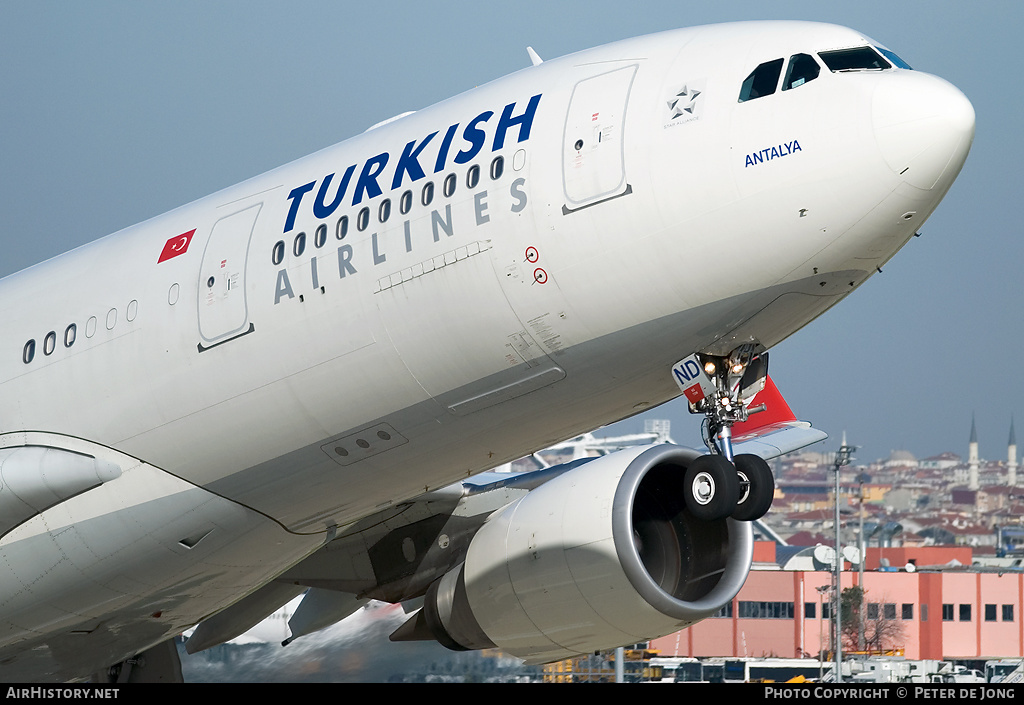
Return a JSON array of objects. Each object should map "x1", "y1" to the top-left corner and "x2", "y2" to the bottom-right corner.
[
  {"x1": 284, "y1": 181, "x2": 316, "y2": 233},
  {"x1": 455, "y1": 111, "x2": 493, "y2": 164},
  {"x1": 391, "y1": 132, "x2": 438, "y2": 190},
  {"x1": 313, "y1": 166, "x2": 355, "y2": 220},
  {"x1": 434, "y1": 123, "x2": 459, "y2": 173},
  {"x1": 673, "y1": 359, "x2": 702, "y2": 383},
  {"x1": 352, "y1": 152, "x2": 390, "y2": 206},
  {"x1": 283, "y1": 94, "x2": 543, "y2": 231},
  {"x1": 745, "y1": 139, "x2": 803, "y2": 167},
  {"x1": 492, "y1": 94, "x2": 542, "y2": 150}
]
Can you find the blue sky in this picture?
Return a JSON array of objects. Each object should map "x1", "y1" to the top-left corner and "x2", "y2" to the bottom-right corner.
[{"x1": 0, "y1": 1, "x2": 1017, "y2": 464}]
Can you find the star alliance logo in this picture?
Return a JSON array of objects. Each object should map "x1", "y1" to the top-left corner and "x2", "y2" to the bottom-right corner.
[{"x1": 665, "y1": 80, "x2": 705, "y2": 125}]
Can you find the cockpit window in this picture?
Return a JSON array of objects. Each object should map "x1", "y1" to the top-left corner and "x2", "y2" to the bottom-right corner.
[
  {"x1": 738, "y1": 58, "x2": 784, "y2": 102},
  {"x1": 877, "y1": 46, "x2": 912, "y2": 70},
  {"x1": 782, "y1": 53, "x2": 820, "y2": 90},
  {"x1": 818, "y1": 46, "x2": 891, "y2": 72}
]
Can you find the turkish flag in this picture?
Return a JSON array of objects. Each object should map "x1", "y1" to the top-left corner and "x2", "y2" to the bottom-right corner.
[{"x1": 158, "y1": 229, "x2": 196, "y2": 263}]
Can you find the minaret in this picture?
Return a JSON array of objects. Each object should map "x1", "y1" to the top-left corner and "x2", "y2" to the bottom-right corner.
[
  {"x1": 969, "y1": 414, "x2": 980, "y2": 491},
  {"x1": 1009, "y1": 417, "x2": 1017, "y2": 487}
]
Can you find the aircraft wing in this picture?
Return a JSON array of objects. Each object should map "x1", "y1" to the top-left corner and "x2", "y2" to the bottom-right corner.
[
  {"x1": 184, "y1": 461, "x2": 590, "y2": 653},
  {"x1": 730, "y1": 376, "x2": 828, "y2": 459},
  {"x1": 185, "y1": 393, "x2": 824, "y2": 658},
  {"x1": 184, "y1": 377, "x2": 825, "y2": 657},
  {"x1": 732, "y1": 422, "x2": 828, "y2": 460}
]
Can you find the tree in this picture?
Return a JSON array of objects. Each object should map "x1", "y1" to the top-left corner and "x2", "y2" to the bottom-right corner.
[{"x1": 839, "y1": 586, "x2": 905, "y2": 654}]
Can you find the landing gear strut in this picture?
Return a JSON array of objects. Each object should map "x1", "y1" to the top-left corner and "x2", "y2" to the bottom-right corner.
[{"x1": 672, "y1": 344, "x2": 775, "y2": 521}]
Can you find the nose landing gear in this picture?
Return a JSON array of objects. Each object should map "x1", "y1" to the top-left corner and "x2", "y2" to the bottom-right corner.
[{"x1": 672, "y1": 345, "x2": 776, "y2": 521}]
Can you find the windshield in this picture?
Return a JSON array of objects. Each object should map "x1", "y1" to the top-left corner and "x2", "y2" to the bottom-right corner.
[
  {"x1": 877, "y1": 46, "x2": 913, "y2": 70},
  {"x1": 738, "y1": 58, "x2": 784, "y2": 102},
  {"x1": 783, "y1": 53, "x2": 821, "y2": 90},
  {"x1": 819, "y1": 46, "x2": 891, "y2": 72}
]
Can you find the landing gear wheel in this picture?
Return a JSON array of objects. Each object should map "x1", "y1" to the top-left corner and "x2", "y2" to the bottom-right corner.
[
  {"x1": 683, "y1": 454, "x2": 739, "y2": 521},
  {"x1": 731, "y1": 453, "x2": 775, "y2": 521}
]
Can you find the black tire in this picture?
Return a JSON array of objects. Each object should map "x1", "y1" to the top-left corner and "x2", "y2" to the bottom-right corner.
[
  {"x1": 731, "y1": 453, "x2": 775, "y2": 521},
  {"x1": 683, "y1": 454, "x2": 739, "y2": 521}
]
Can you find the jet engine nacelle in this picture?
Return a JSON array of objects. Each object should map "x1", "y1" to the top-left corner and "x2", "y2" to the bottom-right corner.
[{"x1": 399, "y1": 444, "x2": 753, "y2": 662}]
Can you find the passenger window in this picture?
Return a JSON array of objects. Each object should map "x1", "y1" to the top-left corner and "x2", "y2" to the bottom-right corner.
[
  {"x1": 490, "y1": 156, "x2": 504, "y2": 180},
  {"x1": 738, "y1": 58, "x2": 784, "y2": 102},
  {"x1": 783, "y1": 54, "x2": 820, "y2": 90},
  {"x1": 819, "y1": 47, "x2": 890, "y2": 72}
]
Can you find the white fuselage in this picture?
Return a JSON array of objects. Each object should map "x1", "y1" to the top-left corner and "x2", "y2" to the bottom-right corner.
[{"x1": 0, "y1": 21, "x2": 973, "y2": 679}]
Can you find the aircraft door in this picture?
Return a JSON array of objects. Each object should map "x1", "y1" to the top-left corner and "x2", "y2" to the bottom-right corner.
[
  {"x1": 562, "y1": 64, "x2": 638, "y2": 212},
  {"x1": 197, "y1": 203, "x2": 261, "y2": 351}
]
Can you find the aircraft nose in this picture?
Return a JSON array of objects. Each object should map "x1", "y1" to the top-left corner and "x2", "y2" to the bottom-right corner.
[{"x1": 872, "y1": 72, "x2": 975, "y2": 191}]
